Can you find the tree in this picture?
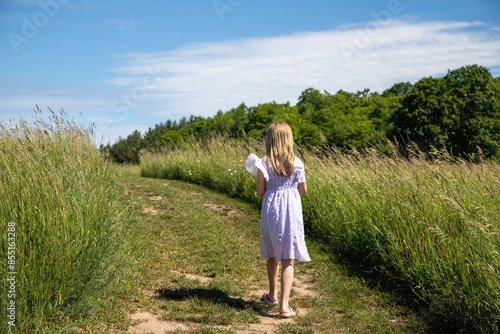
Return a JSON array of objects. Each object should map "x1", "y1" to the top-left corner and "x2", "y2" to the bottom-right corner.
[
  {"x1": 106, "y1": 64, "x2": 498, "y2": 162},
  {"x1": 109, "y1": 130, "x2": 142, "y2": 164},
  {"x1": 444, "y1": 65, "x2": 500, "y2": 157},
  {"x1": 297, "y1": 88, "x2": 329, "y2": 111},
  {"x1": 382, "y1": 82, "x2": 413, "y2": 97},
  {"x1": 246, "y1": 102, "x2": 281, "y2": 134},
  {"x1": 392, "y1": 65, "x2": 500, "y2": 158},
  {"x1": 158, "y1": 130, "x2": 185, "y2": 145},
  {"x1": 391, "y1": 77, "x2": 447, "y2": 149},
  {"x1": 142, "y1": 122, "x2": 173, "y2": 149}
]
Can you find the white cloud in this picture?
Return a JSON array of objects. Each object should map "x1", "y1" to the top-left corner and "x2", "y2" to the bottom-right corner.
[
  {"x1": 3, "y1": 19, "x2": 500, "y2": 146},
  {"x1": 110, "y1": 20, "x2": 500, "y2": 120}
]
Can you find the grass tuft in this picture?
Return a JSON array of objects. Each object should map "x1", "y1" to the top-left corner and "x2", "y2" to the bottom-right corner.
[{"x1": 0, "y1": 108, "x2": 126, "y2": 332}]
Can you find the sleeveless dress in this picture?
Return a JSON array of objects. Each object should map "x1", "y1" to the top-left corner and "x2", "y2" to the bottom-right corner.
[{"x1": 245, "y1": 154, "x2": 311, "y2": 262}]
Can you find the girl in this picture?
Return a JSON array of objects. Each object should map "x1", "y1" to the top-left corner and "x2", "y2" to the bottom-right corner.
[{"x1": 245, "y1": 121, "x2": 310, "y2": 318}]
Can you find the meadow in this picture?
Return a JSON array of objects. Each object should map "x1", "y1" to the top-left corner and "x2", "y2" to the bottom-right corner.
[
  {"x1": 140, "y1": 137, "x2": 500, "y2": 333},
  {"x1": 1, "y1": 111, "x2": 498, "y2": 333},
  {"x1": 0, "y1": 110, "x2": 126, "y2": 332}
]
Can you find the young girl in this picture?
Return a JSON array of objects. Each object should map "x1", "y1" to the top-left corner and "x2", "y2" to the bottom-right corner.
[{"x1": 245, "y1": 121, "x2": 310, "y2": 318}]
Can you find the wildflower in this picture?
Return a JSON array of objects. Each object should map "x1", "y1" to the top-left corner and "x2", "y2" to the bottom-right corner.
[{"x1": 228, "y1": 169, "x2": 231, "y2": 171}]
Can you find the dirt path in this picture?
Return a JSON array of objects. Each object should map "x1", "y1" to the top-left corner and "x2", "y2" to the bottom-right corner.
[
  {"x1": 115, "y1": 174, "x2": 424, "y2": 334},
  {"x1": 128, "y1": 272, "x2": 318, "y2": 333}
]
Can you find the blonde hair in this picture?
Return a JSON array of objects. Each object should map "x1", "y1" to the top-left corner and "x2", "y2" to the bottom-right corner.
[{"x1": 265, "y1": 121, "x2": 295, "y2": 177}]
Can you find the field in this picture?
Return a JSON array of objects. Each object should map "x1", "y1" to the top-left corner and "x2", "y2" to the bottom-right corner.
[
  {"x1": 110, "y1": 168, "x2": 423, "y2": 333},
  {"x1": 141, "y1": 137, "x2": 500, "y2": 333},
  {"x1": 0, "y1": 112, "x2": 127, "y2": 332},
  {"x1": 1, "y1": 115, "x2": 499, "y2": 333},
  {"x1": 0, "y1": 115, "x2": 422, "y2": 332}
]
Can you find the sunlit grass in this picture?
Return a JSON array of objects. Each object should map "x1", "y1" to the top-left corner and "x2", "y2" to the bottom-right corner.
[
  {"x1": 140, "y1": 136, "x2": 500, "y2": 333},
  {"x1": 112, "y1": 175, "x2": 421, "y2": 333},
  {"x1": 0, "y1": 109, "x2": 126, "y2": 332}
]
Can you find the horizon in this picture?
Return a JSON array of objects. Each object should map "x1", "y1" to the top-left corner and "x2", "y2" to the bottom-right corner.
[{"x1": 1, "y1": 0, "x2": 500, "y2": 145}]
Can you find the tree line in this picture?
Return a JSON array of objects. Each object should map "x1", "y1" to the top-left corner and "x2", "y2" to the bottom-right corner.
[{"x1": 103, "y1": 64, "x2": 500, "y2": 163}]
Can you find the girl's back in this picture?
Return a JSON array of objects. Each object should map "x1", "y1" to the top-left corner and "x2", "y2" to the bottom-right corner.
[{"x1": 262, "y1": 156, "x2": 305, "y2": 192}]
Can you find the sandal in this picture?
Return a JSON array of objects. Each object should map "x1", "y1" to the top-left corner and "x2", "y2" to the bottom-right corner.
[
  {"x1": 261, "y1": 292, "x2": 278, "y2": 306},
  {"x1": 279, "y1": 306, "x2": 296, "y2": 318}
]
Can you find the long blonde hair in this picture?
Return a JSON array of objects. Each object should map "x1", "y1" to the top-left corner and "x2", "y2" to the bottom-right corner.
[{"x1": 265, "y1": 121, "x2": 295, "y2": 177}]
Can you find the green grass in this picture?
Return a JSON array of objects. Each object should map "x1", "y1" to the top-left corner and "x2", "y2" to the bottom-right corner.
[
  {"x1": 24, "y1": 163, "x2": 422, "y2": 332},
  {"x1": 3, "y1": 113, "x2": 496, "y2": 333},
  {"x1": 0, "y1": 110, "x2": 127, "y2": 332},
  {"x1": 106, "y1": 169, "x2": 423, "y2": 333},
  {"x1": 140, "y1": 136, "x2": 500, "y2": 333}
]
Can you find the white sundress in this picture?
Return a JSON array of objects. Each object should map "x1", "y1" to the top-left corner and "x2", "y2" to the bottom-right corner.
[{"x1": 245, "y1": 154, "x2": 311, "y2": 262}]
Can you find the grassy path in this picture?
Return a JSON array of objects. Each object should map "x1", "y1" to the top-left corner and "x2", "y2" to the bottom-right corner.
[{"x1": 87, "y1": 166, "x2": 425, "y2": 333}]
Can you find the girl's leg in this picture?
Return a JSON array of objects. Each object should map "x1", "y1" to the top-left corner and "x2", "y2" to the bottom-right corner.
[
  {"x1": 267, "y1": 258, "x2": 279, "y2": 302},
  {"x1": 280, "y1": 259, "x2": 294, "y2": 313}
]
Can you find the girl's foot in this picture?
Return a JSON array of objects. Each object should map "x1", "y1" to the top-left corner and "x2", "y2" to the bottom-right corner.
[
  {"x1": 261, "y1": 292, "x2": 278, "y2": 306},
  {"x1": 279, "y1": 306, "x2": 296, "y2": 318}
]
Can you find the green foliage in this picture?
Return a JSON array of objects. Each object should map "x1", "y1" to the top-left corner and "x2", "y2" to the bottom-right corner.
[
  {"x1": 382, "y1": 81, "x2": 413, "y2": 97},
  {"x1": 142, "y1": 120, "x2": 175, "y2": 148},
  {"x1": 140, "y1": 136, "x2": 500, "y2": 333},
  {"x1": 109, "y1": 172, "x2": 420, "y2": 333},
  {"x1": 105, "y1": 130, "x2": 142, "y2": 164},
  {"x1": 107, "y1": 64, "x2": 499, "y2": 164},
  {"x1": 159, "y1": 129, "x2": 185, "y2": 145},
  {"x1": 392, "y1": 64, "x2": 500, "y2": 158},
  {"x1": 0, "y1": 109, "x2": 126, "y2": 332}
]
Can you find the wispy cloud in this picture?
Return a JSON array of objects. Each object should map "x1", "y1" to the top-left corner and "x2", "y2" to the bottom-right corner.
[
  {"x1": 3, "y1": 19, "x2": 500, "y2": 146},
  {"x1": 0, "y1": 89, "x2": 104, "y2": 113},
  {"x1": 110, "y1": 20, "x2": 500, "y2": 120}
]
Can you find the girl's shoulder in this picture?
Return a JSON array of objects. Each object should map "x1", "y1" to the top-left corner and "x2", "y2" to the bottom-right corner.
[{"x1": 294, "y1": 156, "x2": 304, "y2": 168}]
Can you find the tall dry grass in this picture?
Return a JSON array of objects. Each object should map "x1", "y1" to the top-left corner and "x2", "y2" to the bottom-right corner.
[
  {"x1": 140, "y1": 136, "x2": 500, "y2": 333},
  {"x1": 0, "y1": 109, "x2": 125, "y2": 331}
]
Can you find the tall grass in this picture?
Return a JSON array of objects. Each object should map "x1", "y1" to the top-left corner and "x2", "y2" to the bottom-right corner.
[
  {"x1": 141, "y1": 137, "x2": 263, "y2": 205},
  {"x1": 0, "y1": 109, "x2": 125, "y2": 332},
  {"x1": 140, "y1": 137, "x2": 500, "y2": 333}
]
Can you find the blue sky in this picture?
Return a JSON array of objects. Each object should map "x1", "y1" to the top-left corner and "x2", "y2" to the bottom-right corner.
[{"x1": 1, "y1": 0, "x2": 500, "y2": 145}]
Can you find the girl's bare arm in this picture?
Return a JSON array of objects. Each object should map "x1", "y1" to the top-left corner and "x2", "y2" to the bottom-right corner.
[
  {"x1": 257, "y1": 169, "x2": 266, "y2": 197},
  {"x1": 298, "y1": 182, "x2": 307, "y2": 195}
]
